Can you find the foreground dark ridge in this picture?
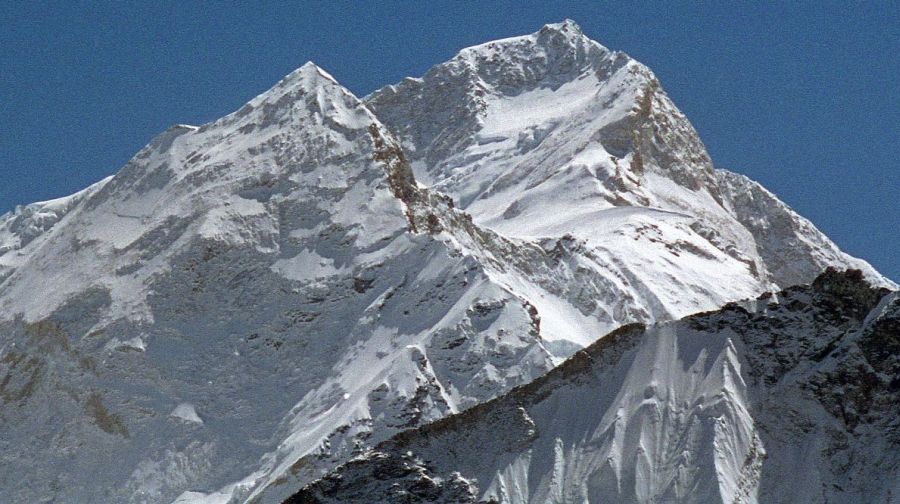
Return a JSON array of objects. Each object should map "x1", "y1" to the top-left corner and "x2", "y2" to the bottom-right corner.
[{"x1": 286, "y1": 268, "x2": 898, "y2": 504}]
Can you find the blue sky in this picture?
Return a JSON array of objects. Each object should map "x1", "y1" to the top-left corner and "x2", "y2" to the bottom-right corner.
[{"x1": 1, "y1": 2, "x2": 897, "y2": 280}]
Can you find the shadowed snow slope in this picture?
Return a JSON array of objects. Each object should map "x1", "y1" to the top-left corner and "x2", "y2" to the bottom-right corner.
[
  {"x1": 0, "y1": 20, "x2": 893, "y2": 504},
  {"x1": 287, "y1": 269, "x2": 899, "y2": 504}
]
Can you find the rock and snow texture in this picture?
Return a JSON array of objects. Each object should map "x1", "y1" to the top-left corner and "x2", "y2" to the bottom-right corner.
[
  {"x1": 366, "y1": 19, "x2": 889, "y2": 292},
  {"x1": 288, "y1": 269, "x2": 900, "y2": 504},
  {"x1": 0, "y1": 20, "x2": 893, "y2": 504},
  {"x1": 0, "y1": 62, "x2": 552, "y2": 504}
]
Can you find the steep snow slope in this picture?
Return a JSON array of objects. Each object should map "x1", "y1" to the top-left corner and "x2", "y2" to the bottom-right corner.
[
  {"x1": 287, "y1": 269, "x2": 899, "y2": 504},
  {"x1": 0, "y1": 176, "x2": 112, "y2": 284},
  {"x1": 367, "y1": 20, "x2": 890, "y2": 292},
  {"x1": 0, "y1": 63, "x2": 569, "y2": 504}
]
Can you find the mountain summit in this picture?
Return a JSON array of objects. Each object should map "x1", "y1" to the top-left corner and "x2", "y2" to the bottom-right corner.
[
  {"x1": 0, "y1": 21, "x2": 893, "y2": 504},
  {"x1": 367, "y1": 20, "x2": 888, "y2": 291}
]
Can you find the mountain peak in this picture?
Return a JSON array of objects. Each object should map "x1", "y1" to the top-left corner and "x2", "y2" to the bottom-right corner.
[
  {"x1": 247, "y1": 60, "x2": 350, "y2": 107},
  {"x1": 537, "y1": 18, "x2": 585, "y2": 41},
  {"x1": 224, "y1": 59, "x2": 377, "y2": 138},
  {"x1": 286, "y1": 61, "x2": 340, "y2": 88},
  {"x1": 454, "y1": 18, "x2": 606, "y2": 71}
]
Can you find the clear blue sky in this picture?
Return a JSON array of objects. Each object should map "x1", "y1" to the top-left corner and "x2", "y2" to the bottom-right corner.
[{"x1": 1, "y1": 2, "x2": 897, "y2": 280}]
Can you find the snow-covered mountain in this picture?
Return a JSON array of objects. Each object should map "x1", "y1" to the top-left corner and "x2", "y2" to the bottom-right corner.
[
  {"x1": 287, "y1": 268, "x2": 900, "y2": 504},
  {"x1": 0, "y1": 62, "x2": 560, "y2": 504},
  {"x1": 0, "y1": 20, "x2": 892, "y2": 504},
  {"x1": 366, "y1": 20, "x2": 887, "y2": 293}
]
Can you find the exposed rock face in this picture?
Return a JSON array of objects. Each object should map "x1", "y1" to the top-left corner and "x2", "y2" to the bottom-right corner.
[
  {"x1": 288, "y1": 269, "x2": 899, "y2": 504},
  {"x1": 0, "y1": 21, "x2": 893, "y2": 504}
]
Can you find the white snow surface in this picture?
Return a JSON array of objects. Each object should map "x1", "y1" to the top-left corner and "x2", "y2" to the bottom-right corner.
[
  {"x1": 171, "y1": 403, "x2": 204, "y2": 424},
  {"x1": 0, "y1": 20, "x2": 893, "y2": 504}
]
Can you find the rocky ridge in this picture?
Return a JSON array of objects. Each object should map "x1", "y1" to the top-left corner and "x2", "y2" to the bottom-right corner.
[{"x1": 287, "y1": 269, "x2": 899, "y2": 504}]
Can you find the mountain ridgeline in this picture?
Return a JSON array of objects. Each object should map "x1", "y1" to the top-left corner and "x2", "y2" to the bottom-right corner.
[
  {"x1": 286, "y1": 268, "x2": 899, "y2": 503},
  {"x1": 0, "y1": 20, "x2": 894, "y2": 504}
]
